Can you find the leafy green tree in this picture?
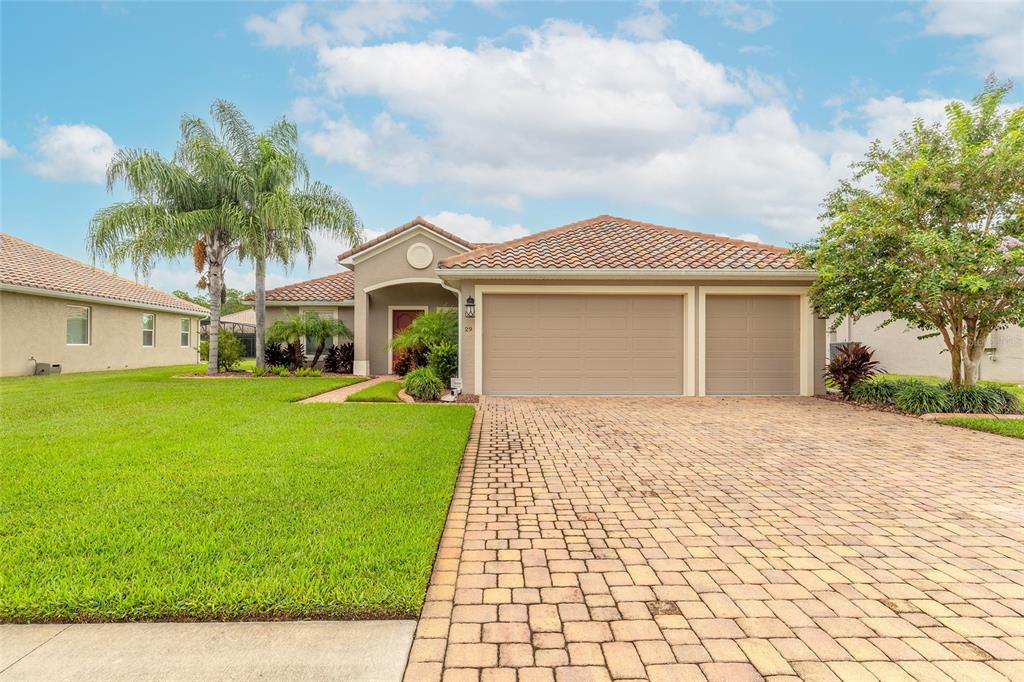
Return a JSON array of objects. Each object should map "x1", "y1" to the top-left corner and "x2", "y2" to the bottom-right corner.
[
  {"x1": 266, "y1": 313, "x2": 351, "y2": 369},
  {"x1": 172, "y1": 288, "x2": 249, "y2": 316},
  {"x1": 799, "y1": 79, "x2": 1024, "y2": 388},
  {"x1": 89, "y1": 125, "x2": 243, "y2": 374},
  {"x1": 194, "y1": 101, "x2": 361, "y2": 371}
]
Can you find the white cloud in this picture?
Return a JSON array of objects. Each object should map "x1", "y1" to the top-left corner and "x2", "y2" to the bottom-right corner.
[
  {"x1": 718, "y1": 231, "x2": 764, "y2": 244},
  {"x1": 738, "y1": 44, "x2": 771, "y2": 55},
  {"x1": 617, "y1": 1, "x2": 672, "y2": 40},
  {"x1": 283, "y1": 18, "x2": 987, "y2": 239},
  {"x1": 701, "y1": 1, "x2": 775, "y2": 33},
  {"x1": 245, "y1": 1, "x2": 431, "y2": 48},
  {"x1": 424, "y1": 211, "x2": 529, "y2": 244},
  {"x1": 925, "y1": 1, "x2": 1024, "y2": 76},
  {"x1": 0, "y1": 138, "x2": 16, "y2": 158},
  {"x1": 427, "y1": 29, "x2": 456, "y2": 44},
  {"x1": 28, "y1": 123, "x2": 118, "y2": 183},
  {"x1": 859, "y1": 95, "x2": 951, "y2": 143}
]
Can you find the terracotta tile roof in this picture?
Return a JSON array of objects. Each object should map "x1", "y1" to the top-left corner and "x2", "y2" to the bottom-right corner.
[
  {"x1": 438, "y1": 215, "x2": 800, "y2": 271},
  {"x1": 0, "y1": 233, "x2": 208, "y2": 314},
  {"x1": 261, "y1": 271, "x2": 354, "y2": 302},
  {"x1": 338, "y1": 217, "x2": 474, "y2": 261}
]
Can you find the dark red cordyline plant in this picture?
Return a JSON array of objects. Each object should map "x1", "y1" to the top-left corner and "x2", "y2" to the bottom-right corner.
[{"x1": 826, "y1": 342, "x2": 882, "y2": 399}]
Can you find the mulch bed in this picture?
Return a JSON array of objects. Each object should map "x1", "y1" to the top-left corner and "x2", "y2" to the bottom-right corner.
[{"x1": 816, "y1": 393, "x2": 905, "y2": 415}]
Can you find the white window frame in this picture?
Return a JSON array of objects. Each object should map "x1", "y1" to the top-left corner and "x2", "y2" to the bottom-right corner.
[
  {"x1": 66, "y1": 305, "x2": 91, "y2": 346},
  {"x1": 179, "y1": 318, "x2": 190, "y2": 347},
  {"x1": 142, "y1": 313, "x2": 156, "y2": 347}
]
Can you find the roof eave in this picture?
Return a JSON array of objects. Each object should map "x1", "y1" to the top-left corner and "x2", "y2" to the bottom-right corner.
[
  {"x1": 435, "y1": 267, "x2": 817, "y2": 280},
  {"x1": 0, "y1": 283, "x2": 209, "y2": 315},
  {"x1": 264, "y1": 299, "x2": 355, "y2": 307}
]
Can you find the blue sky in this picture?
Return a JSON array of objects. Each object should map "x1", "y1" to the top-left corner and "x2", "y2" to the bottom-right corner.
[{"x1": 2, "y1": 1, "x2": 1022, "y2": 295}]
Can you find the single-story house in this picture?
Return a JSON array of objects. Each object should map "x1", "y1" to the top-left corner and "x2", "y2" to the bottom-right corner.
[
  {"x1": 830, "y1": 314, "x2": 1023, "y2": 384},
  {"x1": 0, "y1": 233, "x2": 208, "y2": 376},
  {"x1": 265, "y1": 215, "x2": 827, "y2": 396}
]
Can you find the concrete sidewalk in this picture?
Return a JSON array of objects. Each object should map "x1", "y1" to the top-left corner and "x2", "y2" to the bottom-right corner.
[
  {"x1": 300, "y1": 375, "x2": 398, "y2": 403},
  {"x1": 1, "y1": 620, "x2": 414, "y2": 681}
]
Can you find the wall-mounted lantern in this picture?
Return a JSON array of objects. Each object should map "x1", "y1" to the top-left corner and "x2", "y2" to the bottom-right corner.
[{"x1": 464, "y1": 296, "x2": 476, "y2": 319}]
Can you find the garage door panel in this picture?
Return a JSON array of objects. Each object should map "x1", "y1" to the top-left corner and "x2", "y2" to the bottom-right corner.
[
  {"x1": 484, "y1": 294, "x2": 684, "y2": 395},
  {"x1": 705, "y1": 295, "x2": 800, "y2": 396}
]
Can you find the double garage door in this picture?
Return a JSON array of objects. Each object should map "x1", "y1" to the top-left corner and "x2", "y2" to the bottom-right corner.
[{"x1": 481, "y1": 293, "x2": 800, "y2": 396}]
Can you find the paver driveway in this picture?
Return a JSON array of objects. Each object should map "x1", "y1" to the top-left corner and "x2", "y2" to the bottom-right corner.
[{"x1": 404, "y1": 397, "x2": 1024, "y2": 682}]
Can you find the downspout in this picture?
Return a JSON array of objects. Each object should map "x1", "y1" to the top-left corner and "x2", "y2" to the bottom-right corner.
[{"x1": 438, "y1": 277, "x2": 462, "y2": 383}]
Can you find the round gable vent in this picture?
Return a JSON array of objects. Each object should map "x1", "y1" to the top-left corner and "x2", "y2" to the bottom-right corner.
[{"x1": 406, "y1": 242, "x2": 433, "y2": 269}]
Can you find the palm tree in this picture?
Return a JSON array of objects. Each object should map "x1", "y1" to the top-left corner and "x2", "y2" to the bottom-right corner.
[
  {"x1": 266, "y1": 313, "x2": 351, "y2": 369},
  {"x1": 200, "y1": 101, "x2": 361, "y2": 370},
  {"x1": 89, "y1": 137, "x2": 241, "y2": 374}
]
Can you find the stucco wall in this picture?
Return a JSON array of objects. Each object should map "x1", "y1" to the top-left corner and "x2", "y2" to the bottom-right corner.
[
  {"x1": 450, "y1": 278, "x2": 824, "y2": 396},
  {"x1": 351, "y1": 228, "x2": 463, "y2": 374},
  {"x1": 0, "y1": 290, "x2": 204, "y2": 376},
  {"x1": 831, "y1": 312, "x2": 1024, "y2": 384},
  {"x1": 366, "y1": 284, "x2": 457, "y2": 374}
]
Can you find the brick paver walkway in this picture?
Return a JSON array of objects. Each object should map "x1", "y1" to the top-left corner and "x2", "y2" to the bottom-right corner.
[{"x1": 404, "y1": 397, "x2": 1024, "y2": 682}]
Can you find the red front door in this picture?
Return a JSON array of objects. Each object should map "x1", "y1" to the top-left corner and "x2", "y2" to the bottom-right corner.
[{"x1": 391, "y1": 309, "x2": 423, "y2": 371}]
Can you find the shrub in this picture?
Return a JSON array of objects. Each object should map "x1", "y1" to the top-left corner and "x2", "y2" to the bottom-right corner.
[
  {"x1": 404, "y1": 367, "x2": 445, "y2": 401},
  {"x1": 285, "y1": 342, "x2": 304, "y2": 370},
  {"x1": 296, "y1": 367, "x2": 322, "y2": 378},
  {"x1": 849, "y1": 378, "x2": 901, "y2": 405},
  {"x1": 986, "y1": 386, "x2": 1022, "y2": 414},
  {"x1": 428, "y1": 340, "x2": 458, "y2": 385},
  {"x1": 394, "y1": 347, "x2": 427, "y2": 377},
  {"x1": 390, "y1": 309, "x2": 458, "y2": 353},
  {"x1": 943, "y1": 384, "x2": 1022, "y2": 414},
  {"x1": 893, "y1": 380, "x2": 950, "y2": 415},
  {"x1": 252, "y1": 367, "x2": 268, "y2": 378},
  {"x1": 273, "y1": 366, "x2": 291, "y2": 378},
  {"x1": 825, "y1": 342, "x2": 881, "y2": 398},
  {"x1": 324, "y1": 343, "x2": 354, "y2": 374},
  {"x1": 199, "y1": 328, "x2": 244, "y2": 372},
  {"x1": 263, "y1": 343, "x2": 289, "y2": 367},
  {"x1": 947, "y1": 385, "x2": 999, "y2": 413}
]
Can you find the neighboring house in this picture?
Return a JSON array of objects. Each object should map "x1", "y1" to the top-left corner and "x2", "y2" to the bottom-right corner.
[
  {"x1": 264, "y1": 215, "x2": 827, "y2": 396},
  {"x1": 0, "y1": 233, "x2": 207, "y2": 376},
  {"x1": 203, "y1": 308, "x2": 257, "y2": 357},
  {"x1": 830, "y1": 313, "x2": 1024, "y2": 384}
]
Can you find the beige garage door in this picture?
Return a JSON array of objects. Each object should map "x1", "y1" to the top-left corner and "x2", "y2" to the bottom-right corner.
[
  {"x1": 705, "y1": 295, "x2": 800, "y2": 395},
  {"x1": 483, "y1": 294, "x2": 684, "y2": 395}
]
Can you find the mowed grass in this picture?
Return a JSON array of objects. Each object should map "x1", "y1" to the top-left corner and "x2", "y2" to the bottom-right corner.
[
  {"x1": 0, "y1": 365, "x2": 474, "y2": 622},
  {"x1": 939, "y1": 417, "x2": 1024, "y2": 439},
  {"x1": 347, "y1": 380, "x2": 403, "y2": 403}
]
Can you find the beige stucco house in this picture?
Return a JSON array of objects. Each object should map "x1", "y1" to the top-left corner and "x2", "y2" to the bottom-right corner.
[
  {"x1": 0, "y1": 233, "x2": 208, "y2": 377},
  {"x1": 265, "y1": 215, "x2": 827, "y2": 397},
  {"x1": 830, "y1": 314, "x2": 1024, "y2": 384}
]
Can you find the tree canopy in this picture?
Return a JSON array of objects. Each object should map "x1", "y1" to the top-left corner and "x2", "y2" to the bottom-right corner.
[{"x1": 798, "y1": 78, "x2": 1024, "y2": 388}]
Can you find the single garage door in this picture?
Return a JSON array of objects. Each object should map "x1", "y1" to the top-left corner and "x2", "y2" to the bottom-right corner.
[
  {"x1": 483, "y1": 294, "x2": 685, "y2": 395},
  {"x1": 705, "y1": 295, "x2": 800, "y2": 395}
]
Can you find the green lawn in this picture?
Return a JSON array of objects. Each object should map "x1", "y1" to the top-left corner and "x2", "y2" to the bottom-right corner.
[
  {"x1": 0, "y1": 365, "x2": 474, "y2": 622},
  {"x1": 938, "y1": 416, "x2": 1024, "y2": 439},
  {"x1": 347, "y1": 380, "x2": 403, "y2": 403}
]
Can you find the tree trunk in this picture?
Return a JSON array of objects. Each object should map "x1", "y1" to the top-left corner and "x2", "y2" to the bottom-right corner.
[
  {"x1": 207, "y1": 257, "x2": 222, "y2": 375},
  {"x1": 311, "y1": 341, "x2": 325, "y2": 369},
  {"x1": 963, "y1": 333, "x2": 987, "y2": 388},
  {"x1": 255, "y1": 255, "x2": 266, "y2": 370},
  {"x1": 948, "y1": 342, "x2": 963, "y2": 390}
]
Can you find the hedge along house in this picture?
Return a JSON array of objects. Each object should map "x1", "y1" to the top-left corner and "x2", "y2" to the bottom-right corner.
[
  {"x1": 265, "y1": 215, "x2": 827, "y2": 397},
  {"x1": 0, "y1": 233, "x2": 208, "y2": 377}
]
